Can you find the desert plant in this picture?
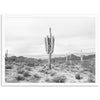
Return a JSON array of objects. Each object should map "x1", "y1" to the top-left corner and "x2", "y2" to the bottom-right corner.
[
  {"x1": 52, "y1": 75, "x2": 66, "y2": 83},
  {"x1": 17, "y1": 69, "x2": 25, "y2": 74},
  {"x1": 81, "y1": 59, "x2": 95, "y2": 74},
  {"x1": 30, "y1": 74, "x2": 41, "y2": 83},
  {"x1": 45, "y1": 28, "x2": 55, "y2": 69},
  {"x1": 5, "y1": 50, "x2": 8, "y2": 58},
  {"x1": 5, "y1": 65, "x2": 13, "y2": 69},
  {"x1": 75, "y1": 74, "x2": 83, "y2": 80},
  {"x1": 16, "y1": 56, "x2": 25, "y2": 62},
  {"x1": 9, "y1": 56, "x2": 17, "y2": 62},
  {"x1": 15, "y1": 75, "x2": 25, "y2": 81},
  {"x1": 23, "y1": 71, "x2": 31, "y2": 77},
  {"x1": 26, "y1": 61, "x2": 35, "y2": 67}
]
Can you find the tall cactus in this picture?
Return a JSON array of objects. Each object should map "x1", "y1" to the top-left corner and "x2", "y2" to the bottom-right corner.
[{"x1": 45, "y1": 28, "x2": 55, "y2": 69}]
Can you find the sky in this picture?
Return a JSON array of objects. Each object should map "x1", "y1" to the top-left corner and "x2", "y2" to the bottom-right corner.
[{"x1": 5, "y1": 16, "x2": 95, "y2": 56}]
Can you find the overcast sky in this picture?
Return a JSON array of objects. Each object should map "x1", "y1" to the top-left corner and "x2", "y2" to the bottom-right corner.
[{"x1": 5, "y1": 16, "x2": 95, "y2": 56}]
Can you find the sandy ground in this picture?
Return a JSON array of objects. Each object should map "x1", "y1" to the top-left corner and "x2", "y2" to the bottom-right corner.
[{"x1": 5, "y1": 60, "x2": 95, "y2": 83}]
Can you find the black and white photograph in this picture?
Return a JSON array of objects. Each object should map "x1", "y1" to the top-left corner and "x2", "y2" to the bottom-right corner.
[
  {"x1": 2, "y1": 15, "x2": 96, "y2": 86},
  {"x1": 1, "y1": 1, "x2": 100, "y2": 100}
]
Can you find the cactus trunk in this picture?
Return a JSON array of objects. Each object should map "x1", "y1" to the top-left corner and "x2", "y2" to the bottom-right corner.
[{"x1": 48, "y1": 53, "x2": 51, "y2": 69}]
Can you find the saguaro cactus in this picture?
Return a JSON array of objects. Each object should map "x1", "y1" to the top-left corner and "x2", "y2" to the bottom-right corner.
[
  {"x1": 5, "y1": 50, "x2": 8, "y2": 61},
  {"x1": 5, "y1": 49, "x2": 8, "y2": 58},
  {"x1": 45, "y1": 28, "x2": 55, "y2": 69}
]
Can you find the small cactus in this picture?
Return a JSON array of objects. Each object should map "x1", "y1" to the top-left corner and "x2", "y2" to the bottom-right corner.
[
  {"x1": 5, "y1": 50, "x2": 8, "y2": 61},
  {"x1": 80, "y1": 50, "x2": 83, "y2": 66},
  {"x1": 80, "y1": 50, "x2": 83, "y2": 62},
  {"x1": 69, "y1": 55, "x2": 72, "y2": 65},
  {"x1": 66, "y1": 54, "x2": 68, "y2": 62},
  {"x1": 45, "y1": 28, "x2": 55, "y2": 69},
  {"x1": 5, "y1": 50, "x2": 8, "y2": 58}
]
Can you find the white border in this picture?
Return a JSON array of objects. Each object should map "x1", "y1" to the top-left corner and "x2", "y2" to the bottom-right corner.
[{"x1": 1, "y1": 14, "x2": 99, "y2": 86}]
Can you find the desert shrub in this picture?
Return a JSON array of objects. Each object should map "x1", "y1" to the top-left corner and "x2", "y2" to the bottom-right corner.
[
  {"x1": 50, "y1": 72, "x2": 56, "y2": 76},
  {"x1": 16, "y1": 56, "x2": 25, "y2": 62},
  {"x1": 82, "y1": 59, "x2": 95, "y2": 67},
  {"x1": 88, "y1": 74, "x2": 95, "y2": 83},
  {"x1": 5, "y1": 77, "x2": 17, "y2": 83},
  {"x1": 72, "y1": 60, "x2": 80, "y2": 65},
  {"x1": 51, "y1": 57, "x2": 66, "y2": 64},
  {"x1": 24, "y1": 58, "x2": 40, "y2": 67},
  {"x1": 15, "y1": 75, "x2": 25, "y2": 81},
  {"x1": 23, "y1": 71, "x2": 31, "y2": 77},
  {"x1": 20, "y1": 63, "x2": 25, "y2": 68},
  {"x1": 5, "y1": 65, "x2": 13, "y2": 69},
  {"x1": 45, "y1": 79, "x2": 52, "y2": 83},
  {"x1": 25, "y1": 60, "x2": 37, "y2": 67},
  {"x1": 17, "y1": 69, "x2": 25, "y2": 74},
  {"x1": 26, "y1": 62, "x2": 34, "y2": 67},
  {"x1": 39, "y1": 68, "x2": 51, "y2": 74},
  {"x1": 81, "y1": 60, "x2": 90, "y2": 67},
  {"x1": 30, "y1": 74, "x2": 41, "y2": 82},
  {"x1": 39, "y1": 69, "x2": 45, "y2": 73},
  {"x1": 85, "y1": 67, "x2": 95, "y2": 75},
  {"x1": 75, "y1": 74, "x2": 83, "y2": 80},
  {"x1": 68, "y1": 54, "x2": 80, "y2": 60},
  {"x1": 52, "y1": 76, "x2": 66, "y2": 83},
  {"x1": 88, "y1": 78, "x2": 95, "y2": 83},
  {"x1": 83, "y1": 54, "x2": 95, "y2": 60},
  {"x1": 33, "y1": 74, "x2": 41, "y2": 79},
  {"x1": 38, "y1": 59, "x2": 43, "y2": 64},
  {"x1": 25, "y1": 67, "x2": 32, "y2": 71},
  {"x1": 8, "y1": 56, "x2": 17, "y2": 62},
  {"x1": 82, "y1": 59, "x2": 95, "y2": 75},
  {"x1": 88, "y1": 79, "x2": 95, "y2": 83}
]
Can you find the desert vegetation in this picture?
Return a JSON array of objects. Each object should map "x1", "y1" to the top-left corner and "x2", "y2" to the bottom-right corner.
[{"x1": 5, "y1": 54, "x2": 95, "y2": 83}]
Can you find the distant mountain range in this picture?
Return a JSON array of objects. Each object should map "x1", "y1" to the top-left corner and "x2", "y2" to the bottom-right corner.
[{"x1": 8, "y1": 52, "x2": 95, "y2": 59}]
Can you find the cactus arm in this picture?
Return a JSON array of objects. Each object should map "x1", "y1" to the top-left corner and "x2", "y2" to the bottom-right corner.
[
  {"x1": 45, "y1": 38, "x2": 48, "y2": 54},
  {"x1": 50, "y1": 36, "x2": 54, "y2": 54},
  {"x1": 46, "y1": 36, "x2": 50, "y2": 54}
]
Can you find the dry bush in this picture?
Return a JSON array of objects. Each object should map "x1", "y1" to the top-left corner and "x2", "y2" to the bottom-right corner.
[
  {"x1": 15, "y1": 75, "x2": 25, "y2": 81},
  {"x1": 30, "y1": 74, "x2": 41, "y2": 82},
  {"x1": 5, "y1": 65, "x2": 13, "y2": 69},
  {"x1": 23, "y1": 71, "x2": 31, "y2": 77},
  {"x1": 26, "y1": 61, "x2": 35, "y2": 67},
  {"x1": 17, "y1": 69, "x2": 25, "y2": 74},
  {"x1": 7, "y1": 56, "x2": 17, "y2": 62},
  {"x1": 52, "y1": 75, "x2": 66, "y2": 83},
  {"x1": 81, "y1": 59, "x2": 95, "y2": 75},
  {"x1": 75, "y1": 74, "x2": 83, "y2": 80},
  {"x1": 25, "y1": 67, "x2": 32, "y2": 71},
  {"x1": 88, "y1": 74, "x2": 95, "y2": 83},
  {"x1": 88, "y1": 78, "x2": 95, "y2": 83},
  {"x1": 45, "y1": 78, "x2": 52, "y2": 83},
  {"x1": 50, "y1": 72, "x2": 56, "y2": 76},
  {"x1": 16, "y1": 56, "x2": 25, "y2": 62},
  {"x1": 39, "y1": 68, "x2": 50, "y2": 74}
]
